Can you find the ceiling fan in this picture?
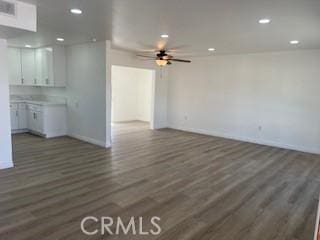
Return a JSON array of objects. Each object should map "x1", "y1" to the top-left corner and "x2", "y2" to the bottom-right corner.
[{"x1": 137, "y1": 50, "x2": 191, "y2": 66}]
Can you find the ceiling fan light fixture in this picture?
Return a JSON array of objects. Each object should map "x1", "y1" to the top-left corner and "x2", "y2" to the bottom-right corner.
[{"x1": 156, "y1": 59, "x2": 168, "y2": 66}]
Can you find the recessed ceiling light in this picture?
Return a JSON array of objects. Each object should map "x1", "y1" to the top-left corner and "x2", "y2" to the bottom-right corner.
[
  {"x1": 208, "y1": 48, "x2": 215, "y2": 52},
  {"x1": 290, "y1": 40, "x2": 299, "y2": 45},
  {"x1": 161, "y1": 34, "x2": 169, "y2": 38},
  {"x1": 259, "y1": 18, "x2": 271, "y2": 24},
  {"x1": 70, "y1": 8, "x2": 82, "y2": 14},
  {"x1": 56, "y1": 38, "x2": 65, "y2": 42},
  {"x1": 25, "y1": 45, "x2": 32, "y2": 48}
]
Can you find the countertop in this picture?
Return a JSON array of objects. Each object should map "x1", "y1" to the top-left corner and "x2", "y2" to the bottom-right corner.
[{"x1": 10, "y1": 100, "x2": 66, "y2": 106}]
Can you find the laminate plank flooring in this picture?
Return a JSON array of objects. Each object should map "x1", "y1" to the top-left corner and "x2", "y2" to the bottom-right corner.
[{"x1": 0, "y1": 121, "x2": 319, "y2": 240}]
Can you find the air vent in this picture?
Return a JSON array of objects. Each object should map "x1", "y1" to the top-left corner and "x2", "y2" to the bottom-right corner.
[{"x1": 0, "y1": 0, "x2": 16, "y2": 16}]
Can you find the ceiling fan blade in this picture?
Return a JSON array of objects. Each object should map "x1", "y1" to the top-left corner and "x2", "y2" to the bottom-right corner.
[
  {"x1": 165, "y1": 45, "x2": 188, "y2": 52},
  {"x1": 137, "y1": 55, "x2": 157, "y2": 59},
  {"x1": 170, "y1": 58, "x2": 192, "y2": 63},
  {"x1": 137, "y1": 49, "x2": 158, "y2": 53},
  {"x1": 162, "y1": 55, "x2": 173, "y2": 60}
]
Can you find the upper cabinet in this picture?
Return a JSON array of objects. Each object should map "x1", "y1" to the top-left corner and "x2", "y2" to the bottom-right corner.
[
  {"x1": 21, "y1": 48, "x2": 36, "y2": 86},
  {"x1": 35, "y1": 48, "x2": 54, "y2": 86},
  {"x1": 8, "y1": 46, "x2": 66, "y2": 87},
  {"x1": 8, "y1": 48, "x2": 22, "y2": 85}
]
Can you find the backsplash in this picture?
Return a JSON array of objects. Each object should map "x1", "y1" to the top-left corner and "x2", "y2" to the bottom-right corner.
[
  {"x1": 10, "y1": 94, "x2": 67, "y2": 104},
  {"x1": 9, "y1": 85, "x2": 41, "y2": 95}
]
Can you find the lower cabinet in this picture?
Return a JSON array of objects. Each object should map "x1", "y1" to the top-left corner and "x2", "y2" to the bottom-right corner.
[
  {"x1": 10, "y1": 103, "x2": 66, "y2": 138},
  {"x1": 27, "y1": 109, "x2": 44, "y2": 134},
  {"x1": 10, "y1": 104, "x2": 19, "y2": 130},
  {"x1": 10, "y1": 103, "x2": 27, "y2": 131},
  {"x1": 18, "y1": 104, "x2": 28, "y2": 129}
]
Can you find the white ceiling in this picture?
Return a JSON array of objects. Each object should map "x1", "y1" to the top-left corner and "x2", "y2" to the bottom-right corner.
[{"x1": 8, "y1": 0, "x2": 320, "y2": 56}]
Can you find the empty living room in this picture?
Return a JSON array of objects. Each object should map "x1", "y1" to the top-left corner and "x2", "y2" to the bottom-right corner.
[{"x1": 0, "y1": 0, "x2": 320, "y2": 239}]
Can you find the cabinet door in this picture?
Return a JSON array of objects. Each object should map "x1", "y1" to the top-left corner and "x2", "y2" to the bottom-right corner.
[
  {"x1": 35, "y1": 49, "x2": 43, "y2": 86},
  {"x1": 10, "y1": 109, "x2": 19, "y2": 130},
  {"x1": 21, "y1": 49, "x2": 36, "y2": 86},
  {"x1": 8, "y1": 48, "x2": 22, "y2": 85},
  {"x1": 34, "y1": 112, "x2": 44, "y2": 133},
  {"x1": 18, "y1": 104, "x2": 27, "y2": 129},
  {"x1": 43, "y1": 47, "x2": 54, "y2": 86},
  {"x1": 27, "y1": 110, "x2": 43, "y2": 133},
  {"x1": 36, "y1": 48, "x2": 54, "y2": 86},
  {"x1": 27, "y1": 110, "x2": 36, "y2": 132}
]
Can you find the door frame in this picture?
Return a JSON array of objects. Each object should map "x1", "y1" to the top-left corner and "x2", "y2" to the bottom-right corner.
[{"x1": 111, "y1": 64, "x2": 156, "y2": 130}]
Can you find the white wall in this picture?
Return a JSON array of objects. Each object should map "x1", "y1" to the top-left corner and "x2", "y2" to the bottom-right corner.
[
  {"x1": 136, "y1": 69, "x2": 153, "y2": 121},
  {"x1": 41, "y1": 41, "x2": 110, "y2": 147},
  {"x1": 0, "y1": 39, "x2": 13, "y2": 169},
  {"x1": 168, "y1": 49, "x2": 320, "y2": 154},
  {"x1": 111, "y1": 49, "x2": 168, "y2": 129},
  {"x1": 112, "y1": 65, "x2": 153, "y2": 122}
]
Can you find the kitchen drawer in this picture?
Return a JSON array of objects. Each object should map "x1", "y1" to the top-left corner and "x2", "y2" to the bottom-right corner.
[
  {"x1": 27, "y1": 104, "x2": 43, "y2": 112},
  {"x1": 10, "y1": 103, "x2": 18, "y2": 110}
]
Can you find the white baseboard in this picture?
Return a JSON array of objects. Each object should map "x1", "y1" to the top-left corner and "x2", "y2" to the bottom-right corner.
[
  {"x1": 68, "y1": 133, "x2": 107, "y2": 148},
  {"x1": 105, "y1": 140, "x2": 111, "y2": 148},
  {"x1": 45, "y1": 130, "x2": 67, "y2": 138},
  {"x1": 169, "y1": 125, "x2": 320, "y2": 155},
  {"x1": 0, "y1": 161, "x2": 14, "y2": 170},
  {"x1": 11, "y1": 129, "x2": 28, "y2": 134}
]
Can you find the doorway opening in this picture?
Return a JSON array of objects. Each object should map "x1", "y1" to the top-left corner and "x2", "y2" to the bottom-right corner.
[{"x1": 111, "y1": 65, "x2": 155, "y2": 137}]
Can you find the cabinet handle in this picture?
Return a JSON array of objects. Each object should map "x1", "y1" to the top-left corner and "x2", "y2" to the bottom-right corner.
[
  {"x1": 21, "y1": 78, "x2": 24, "y2": 84},
  {"x1": 33, "y1": 112, "x2": 37, "y2": 119},
  {"x1": 16, "y1": 111, "x2": 18, "y2": 117},
  {"x1": 34, "y1": 78, "x2": 37, "y2": 84},
  {"x1": 46, "y1": 78, "x2": 49, "y2": 85}
]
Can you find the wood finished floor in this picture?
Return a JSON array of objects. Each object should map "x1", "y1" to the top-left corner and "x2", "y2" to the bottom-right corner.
[{"x1": 0, "y1": 121, "x2": 320, "y2": 240}]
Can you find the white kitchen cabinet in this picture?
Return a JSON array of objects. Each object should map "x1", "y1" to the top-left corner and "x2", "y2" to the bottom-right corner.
[
  {"x1": 8, "y1": 48, "x2": 22, "y2": 85},
  {"x1": 26, "y1": 110, "x2": 35, "y2": 132},
  {"x1": 27, "y1": 109, "x2": 44, "y2": 134},
  {"x1": 21, "y1": 49, "x2": 36, "y2": 86},
  {"x1": 27, "y1": 103, "x2": 66, "y2": 137},
  {"x1": 9, "y1": 46, "x2": 66, "y2": 87},
  {"x1": 11, "y1": 102, "x2": 67, "y2": 138},
  {"x1": 10, "y1": 103, "x2": 28, "y2": 132},
  {"x1": 35, "y1": 47, "x2": 54, "y2": 86},
  {"x1": 10, "y1": 104, "x2": 19, "y2": 130},
  {"x1": 35, "y1": 49, "x2": 43, "y2": 86},
  {"x1": 18, "y1": 104, "x2": 28, "y2": 129}
]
